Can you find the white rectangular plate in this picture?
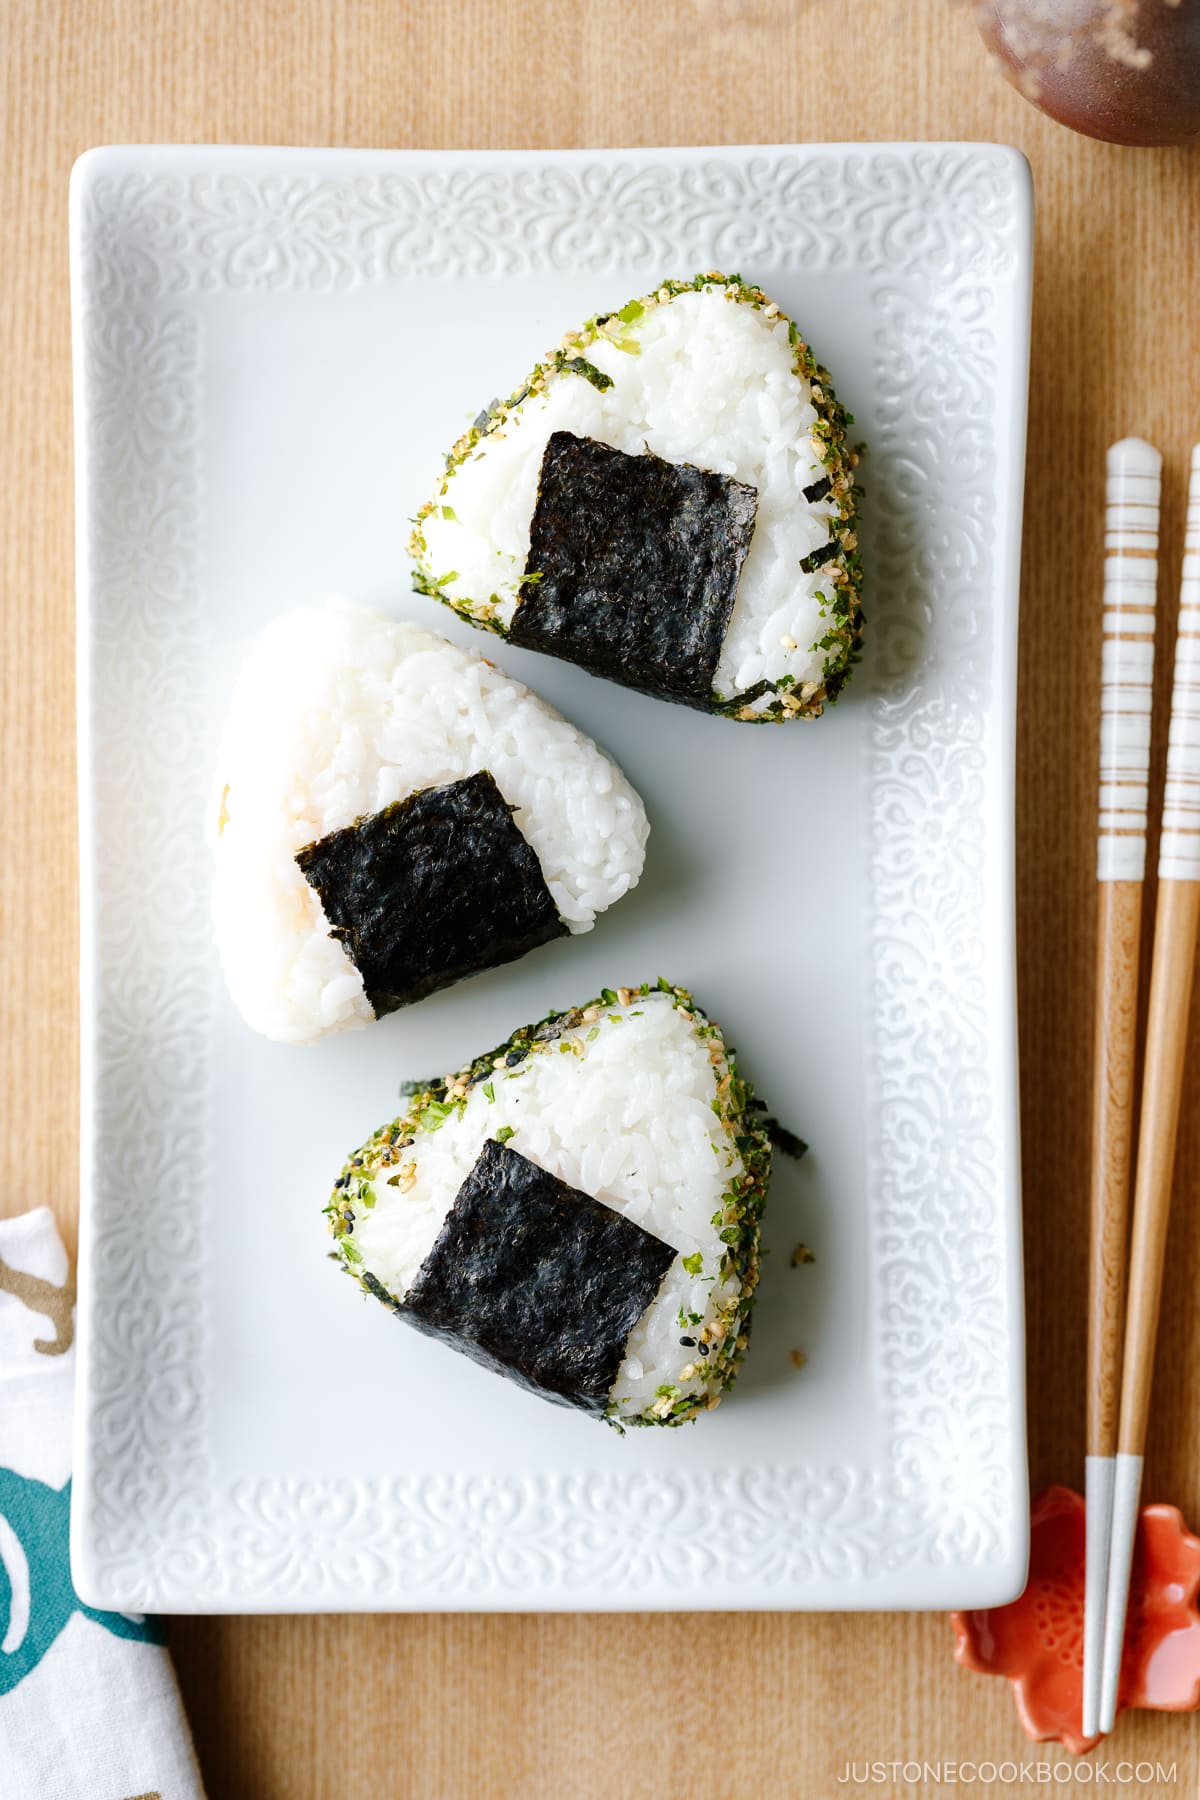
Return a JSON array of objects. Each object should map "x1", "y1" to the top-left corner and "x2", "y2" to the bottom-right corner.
[{"x1": 71, "y1": 143, "x2": 1031, "y2": 1612}]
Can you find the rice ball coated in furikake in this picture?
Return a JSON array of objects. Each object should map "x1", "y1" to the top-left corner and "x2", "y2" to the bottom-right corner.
[
  {"x1": 326, "y1": 982, "x2": 775, "y2": 1427},
  {"x1": 208, "y1": 605, "x2": 649, "y2": 1044},
  {"x1": 412, "y1": 274, "x2": 863, "y2": 722}
]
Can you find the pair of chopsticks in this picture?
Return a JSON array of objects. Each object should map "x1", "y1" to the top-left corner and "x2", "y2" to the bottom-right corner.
[{"x1": 1083, "y1": 439, "x2": 1200, "y2": 1739}]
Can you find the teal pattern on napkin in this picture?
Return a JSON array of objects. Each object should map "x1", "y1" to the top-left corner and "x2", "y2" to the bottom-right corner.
[{"x1": 0, "y1": 1470, "x2": 161, "y2": 1694}]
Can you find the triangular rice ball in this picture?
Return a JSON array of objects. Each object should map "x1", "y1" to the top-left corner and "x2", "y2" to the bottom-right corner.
[
  {"x1": 326, "y1": 982, "x2": 775, "y2": 1427},
  {"x1": 412, "y1": 274, "x2": 862, "y2": 721},
  {"x1": 209, "y1": 606, "x2": 648, "y2": 1043}
]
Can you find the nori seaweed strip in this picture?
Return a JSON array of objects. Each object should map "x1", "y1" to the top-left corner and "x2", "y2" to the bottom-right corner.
[
  {"x1": 295, "y1": 770, "x2": 566, "y2": 1015},
  {"x1": 802, "y1": 473, "x2": 832, "y2": 504},
  {"x1": 554, "y1": 354, "x2": 614, "y2": 392},
  {"x1": 799, "y1": 539, "x2": 841, "y2": 575},
  {"x1": 766, "y1": 1119, "x2": 809, "y2": 1159},
  {"x1": 711, "y1": 678, "x2": 773, "y2": 716},
  {"x1": 362, "y1": 1269, "x2": 403, "y2": 1313},
  {"x1": 400, "y1": 1140, "x2": 676, "y2": 1415},
  {"x1": 510, "y1": 433, "x2": 758, "y2": 709}
]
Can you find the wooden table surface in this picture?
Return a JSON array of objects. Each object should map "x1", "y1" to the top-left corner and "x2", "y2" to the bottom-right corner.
[{"x1": 4, "y1": 0, "x2": 1200, "y2": 1794}]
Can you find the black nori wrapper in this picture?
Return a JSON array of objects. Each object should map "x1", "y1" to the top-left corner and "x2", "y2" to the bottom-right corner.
[
  {"x1": 401, "y1": 1139, "x2": 677, "y2": 1415},
  {"x1": 509, "y1": 431, "x2": 758, "y2": 709},
  {"x1": 295, "y1": 770, "x2": 566, "y2": 1015}
]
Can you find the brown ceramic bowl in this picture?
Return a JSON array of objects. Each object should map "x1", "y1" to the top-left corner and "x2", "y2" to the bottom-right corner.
[{"x1": 977, "y1": 0, "x2": 1200, "y2": 146}]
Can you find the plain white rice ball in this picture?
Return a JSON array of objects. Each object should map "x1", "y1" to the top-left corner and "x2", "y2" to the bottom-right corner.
[{"x1": 208, "y1": 605, "x2": 649, "y2": 1044}]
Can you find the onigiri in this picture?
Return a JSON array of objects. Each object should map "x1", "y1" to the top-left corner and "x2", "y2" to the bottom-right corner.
[
  {"x1": 208, "y1": 606, "x2": 649, "y2": 1043},
  {"x1": 412, "y1": 274, "x2": 863, "y2": 722}
]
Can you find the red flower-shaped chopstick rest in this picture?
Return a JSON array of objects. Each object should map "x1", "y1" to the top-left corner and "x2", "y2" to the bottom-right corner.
[{"x1": 952, "y1": 1485, "x2": 1200, "y2": 1755}]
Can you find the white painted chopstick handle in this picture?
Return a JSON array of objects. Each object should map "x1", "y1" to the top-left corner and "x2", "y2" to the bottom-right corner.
[
  {"x1": 1099, "y1": 438, "x2": 1162, "y2": 883},
  {"x1": 1159, "y1": 447, "x2": 1200, "y2": 882}
]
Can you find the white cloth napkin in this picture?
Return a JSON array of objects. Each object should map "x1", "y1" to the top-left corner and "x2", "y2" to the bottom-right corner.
[{"x1": 0, "y1": 1206, "x2": 205, "y2": 1800}]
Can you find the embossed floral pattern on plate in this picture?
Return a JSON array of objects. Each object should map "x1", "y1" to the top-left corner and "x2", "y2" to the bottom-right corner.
[{"x1": 71, "y1": 144, "x2": 1032, "y2": 1612}]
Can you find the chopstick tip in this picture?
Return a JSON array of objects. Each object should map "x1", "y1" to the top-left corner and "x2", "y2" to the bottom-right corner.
[{"x1": 1108, "y1": 437, "x2": 1162, "y2": 476}]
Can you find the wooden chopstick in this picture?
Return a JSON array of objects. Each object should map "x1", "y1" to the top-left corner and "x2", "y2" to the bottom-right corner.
[
  {"x1": 1099, "y1": 444, "x2": 1200, "y2": 1735},
  {"x1": 1082, "y1": 438, "x2": 1163, "y2": 1741}
]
